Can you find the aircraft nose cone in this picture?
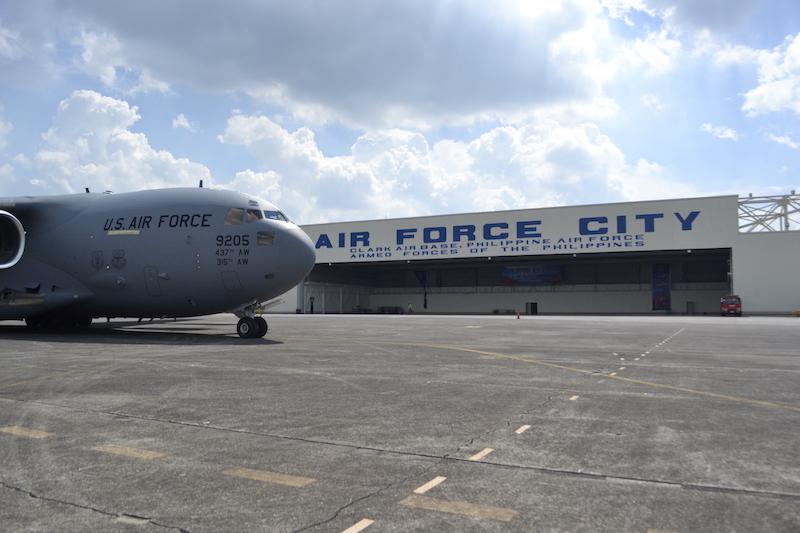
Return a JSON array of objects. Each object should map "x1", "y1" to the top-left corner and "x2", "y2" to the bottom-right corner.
[{"x1": 281, "y1": 225, "x2": 316, "y2": 283}]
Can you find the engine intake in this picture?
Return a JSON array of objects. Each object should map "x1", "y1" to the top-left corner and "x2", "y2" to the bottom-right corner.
[{"x1": 0, "y1": 210, "x2": 25, "y2": 269}]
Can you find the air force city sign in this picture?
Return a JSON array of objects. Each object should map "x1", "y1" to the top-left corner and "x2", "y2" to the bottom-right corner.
[{"x1": 302, "y1": 196, "x2": 739, "y2": 264}]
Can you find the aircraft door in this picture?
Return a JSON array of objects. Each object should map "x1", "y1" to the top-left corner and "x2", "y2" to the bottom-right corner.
[{"x1": 144, "y1": 266, "x2": 162, "y2": 296}]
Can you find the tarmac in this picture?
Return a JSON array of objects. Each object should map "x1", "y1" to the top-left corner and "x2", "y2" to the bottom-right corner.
[{"x1": 0, "y1": 313, "x2": 798, "y2": 532}]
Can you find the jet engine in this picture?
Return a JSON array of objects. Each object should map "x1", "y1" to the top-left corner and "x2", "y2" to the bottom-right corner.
[{"x1": 0, "y1": 210, "x2": 25, "y2": 269}]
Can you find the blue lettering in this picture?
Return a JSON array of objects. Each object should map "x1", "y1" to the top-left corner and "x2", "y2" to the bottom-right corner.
[
  {"x1": 674, "y1": 211, "x2": 700, "y2": 231},
  {"x1": 315, "y1": 234, "x2": 333, "y2": 249},
  {"x1": 338, "y1": 233, "x2": 346, "y2": 247},
  {"x1": 483, "y1": 223, "x2": 508, "y2": 240},
  {"x1": 579, "y1": 217, "x2": 608, "y2": 235},
  {"x1": 350, "y1": 231, "x2": 369, "y2": 247},
  {"x1": 636, "y1": 213, "x2": 664, "y2": 232},
  {"x1": 397, "y1": 228, "x2": 416, "y2": 245},
  {"x1": 453, "y1": 224, "x2": 476, "y2": 241},
  {"x1": 516, "y1": 220, "x2": 541, "y2": 238},
  {"x1": 423, "y1": 227, "x2": 447, "y2": 243},
  {"x1": 616, "y1": 215, "x2": 627, "y2": 234}
]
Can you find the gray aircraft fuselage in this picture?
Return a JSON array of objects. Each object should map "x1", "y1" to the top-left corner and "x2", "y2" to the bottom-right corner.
[{"x1": 0, "y1": 188, "x2": 315, "y2": 322}]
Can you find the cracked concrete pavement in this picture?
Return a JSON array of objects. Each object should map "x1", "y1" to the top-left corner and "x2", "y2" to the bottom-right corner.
[{"x1": 0, "y1": 314, "x2": 799, "y2": 532}]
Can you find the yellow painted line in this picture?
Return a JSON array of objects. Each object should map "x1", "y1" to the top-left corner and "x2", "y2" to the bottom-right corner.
[
  {"x1": 107, "y1": 229, "x2": 140, "y2": 236},
  {"x1": 341, "y1": 518, "x2": 374, "y2": 533},
  {"x1": 468, "y1": 447, "x2": 494, "y2": 461},
  {"x1": 619, "y1": 367, "x2": 626, "y2": 370},
  {"x1": 515, "y1": 424, "x2": 531, "y2": 434},
  {"x1": 223, "y1": 467, "x2": 315, "y2": 488},
  {"x1": 0, "y1": 366, "x2": 100, "y2": 392},
  {"x1": 414, "y1": 476, "x2": 447, "y2": 494},
  {"x1": 569, "y1": 395, "x2": 579, "y2": 401},
  {"x1": 609, "y1": 372, "x2": 617, "y2": 377},
  {"x1": 0, "y1": 426, "x2": 53, "y2": 439},
  {"x1": 395, "y1": 343, "x2": 800, "y2": 414},
  {"x1": 399, "y1": 495, "x2": 517, "y2": 522},
  {"x1": 92, "y1": 445, "x2": 165, "y2": 460},
  {"x1": 647, "y1": 529, "x2": 680, "y2": 533}
]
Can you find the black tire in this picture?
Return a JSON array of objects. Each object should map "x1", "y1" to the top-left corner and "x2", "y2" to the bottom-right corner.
[
  {"x1": 237, "y1": 317, "x2": 257, "y2": 338},
  {"x1": 255, "y1": 317, "x2": 268, "y2": 337}
]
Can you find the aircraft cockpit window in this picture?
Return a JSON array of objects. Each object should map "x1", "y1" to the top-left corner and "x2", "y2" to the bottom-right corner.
[
  {"x1": 224, "y1": 208, "x2": 244, "y2": 225},
  {"x1": 264, "y1": 210, "x2": 288, "y2": 222},
  {"x1": 246, "y1": 209, "x2": 263, "y2": 223}
]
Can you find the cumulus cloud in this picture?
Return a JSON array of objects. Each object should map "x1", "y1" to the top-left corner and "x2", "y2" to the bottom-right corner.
[
  {"x1": 0, "y1": 21, "x2": 22, "y2": 59},
  {"x1": 226, "y1": 169, "x2": 282, "y2": 203},
  {"x1": 767, "y1": 133, "x2": 800, "y2": 149},
  {"x1": 604, "y1": 0, "x2": 760, "y2": 31},
  {"x1": 0, "y1": 115, "x2": 12, "y2": 149},
  {"x1": 49, "y1": 0, "x2": 679, "y2": 128},
  {"x1": 219, "y1": 112, "x2": 694, "y2": 223},
  {"x1": 74, "y1": 30, "x2": 169, "y2": 93},
  {"x1": 172, "y1": 113, "x2": 195, "y2": 132},
  {"x1": 29, "y1": 90, "x2": 209, "y2": 194},
  {"x1": 640, "y1": 93, "x2": 665, "y2": 111},
  {"x1": 700, "y1": 122, "x2": 740, "y2": 141},
  {"x1": 741, "y1": 33, "x2": 800, "y2": 116}
]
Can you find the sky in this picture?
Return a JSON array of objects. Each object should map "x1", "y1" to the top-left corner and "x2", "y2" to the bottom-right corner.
[{"x1": 0, "y1": 0, "x2": 798, "y2": 224}]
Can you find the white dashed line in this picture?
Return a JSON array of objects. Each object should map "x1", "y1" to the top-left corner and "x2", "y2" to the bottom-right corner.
[
  {"x1": 515, "y1": 425, "x2": 531, "y2": 434},
  {"x1": 569, "y1": 395, "x2": 579, "y2": 401},
  {"x1": 341, "y1": 519, "x2": 375, "y2": 533},
  {"x1": 468, "y1": 448, "x2": 495, "y2": 461},
  {"x1": 414, "y1": 476, "x2": 447, "y2": 494}
]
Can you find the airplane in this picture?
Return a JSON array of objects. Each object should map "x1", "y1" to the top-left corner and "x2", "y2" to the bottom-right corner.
[{"x1": 0, "y1": 186, "x2": 316, "y2": 338}]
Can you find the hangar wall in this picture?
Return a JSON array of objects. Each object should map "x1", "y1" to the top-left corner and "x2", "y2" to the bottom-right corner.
[
  {"x1": 732, "y1": 231, "x2": 800, "y2": 313},
  {"x1": 268, "y1": 195, "x2": 800, "y2": 315}
]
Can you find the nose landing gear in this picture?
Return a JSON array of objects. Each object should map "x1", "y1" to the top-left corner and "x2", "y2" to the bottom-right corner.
[{"x1": 237, "y1": 316, "x2": 268, "y2": 338}]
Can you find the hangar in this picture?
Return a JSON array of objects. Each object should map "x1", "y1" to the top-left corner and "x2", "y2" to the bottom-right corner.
[{"x1": 274, "y1": 194, "x2": 800, "y2": 315}]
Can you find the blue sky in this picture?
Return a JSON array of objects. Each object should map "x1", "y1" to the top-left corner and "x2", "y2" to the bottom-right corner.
[{"x1": 0, "y1": 0, "x2": 798, "y2": 223}]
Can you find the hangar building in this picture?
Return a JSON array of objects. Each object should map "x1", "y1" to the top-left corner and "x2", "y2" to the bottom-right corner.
[{"x1": 274, "y1": 194, "x2": 800, "y2": 315}]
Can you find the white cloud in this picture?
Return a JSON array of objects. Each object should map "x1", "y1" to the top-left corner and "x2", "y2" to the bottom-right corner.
[
  {"x1": 742, "y1": 33, "x2": 800, "y2": 116},
  {"x1": 605, "y1": 0, "x2": 761, "y2": 31},
  {"x1": 74, "y1": 30, "x2": 169, "y2": 94},
  {"x1": 172, "y1": 113, "x2": 195, "y2": 132},
  {"x1": 701, "y1": 122, "x2": 740, "y2": 141},
  {"x1": 226, "y1": 169, "x2": 282, "y2": 202},
  {"x1": 0, "y1": 115, "x2": 12, "y2": 149},
  {"x1": 624, "y1": 29, "x2": 682, "y2": 76},
  {"x1": 219, "y1": 112, "x2": 694, "y2": 223},
  {"x1": 767, "y1": 134, "x2": 800, "y2": 150},
  {"x1": 0, "y1": 21, "x2": 22, "y2": 59},
  {"x1": 641, "y1": 93, "x2": 665, "y2": 112},
  {"x1": 50, "y1": 1, "x2": 684, "y2": 128},
  {"x1": 30, "y1": 90, "x2": 210, "y2": 194}
]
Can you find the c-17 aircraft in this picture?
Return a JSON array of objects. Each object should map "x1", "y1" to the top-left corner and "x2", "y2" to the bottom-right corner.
[{"x1": 0, "y1": 187, "x2": 316, "y2": 338}]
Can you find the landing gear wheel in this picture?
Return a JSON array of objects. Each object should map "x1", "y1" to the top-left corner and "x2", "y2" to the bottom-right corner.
[
  {"x1": 254, "y1": 317, "x2": 268, "y2": 337},
  {"x1": 237, "y1": 317, "x2": 257, "y2": 338}
]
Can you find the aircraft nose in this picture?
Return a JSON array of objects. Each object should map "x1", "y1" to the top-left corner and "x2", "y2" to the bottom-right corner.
[{"x1": 279, "y1": 225, "x2": 316, "y2": 283}]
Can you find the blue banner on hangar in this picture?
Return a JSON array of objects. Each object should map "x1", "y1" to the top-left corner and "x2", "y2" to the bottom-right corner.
[
  {"x1": 501, "y1": 265, "x2": 562, "y2": 285},
  {"x1": 651, "y1": 263, "x2": 671, "y2": 311}
]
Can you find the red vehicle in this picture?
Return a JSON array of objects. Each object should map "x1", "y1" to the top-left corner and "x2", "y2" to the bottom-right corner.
[{"x1": 720, "y1": 295, "x2": 742, "y2": 316}]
